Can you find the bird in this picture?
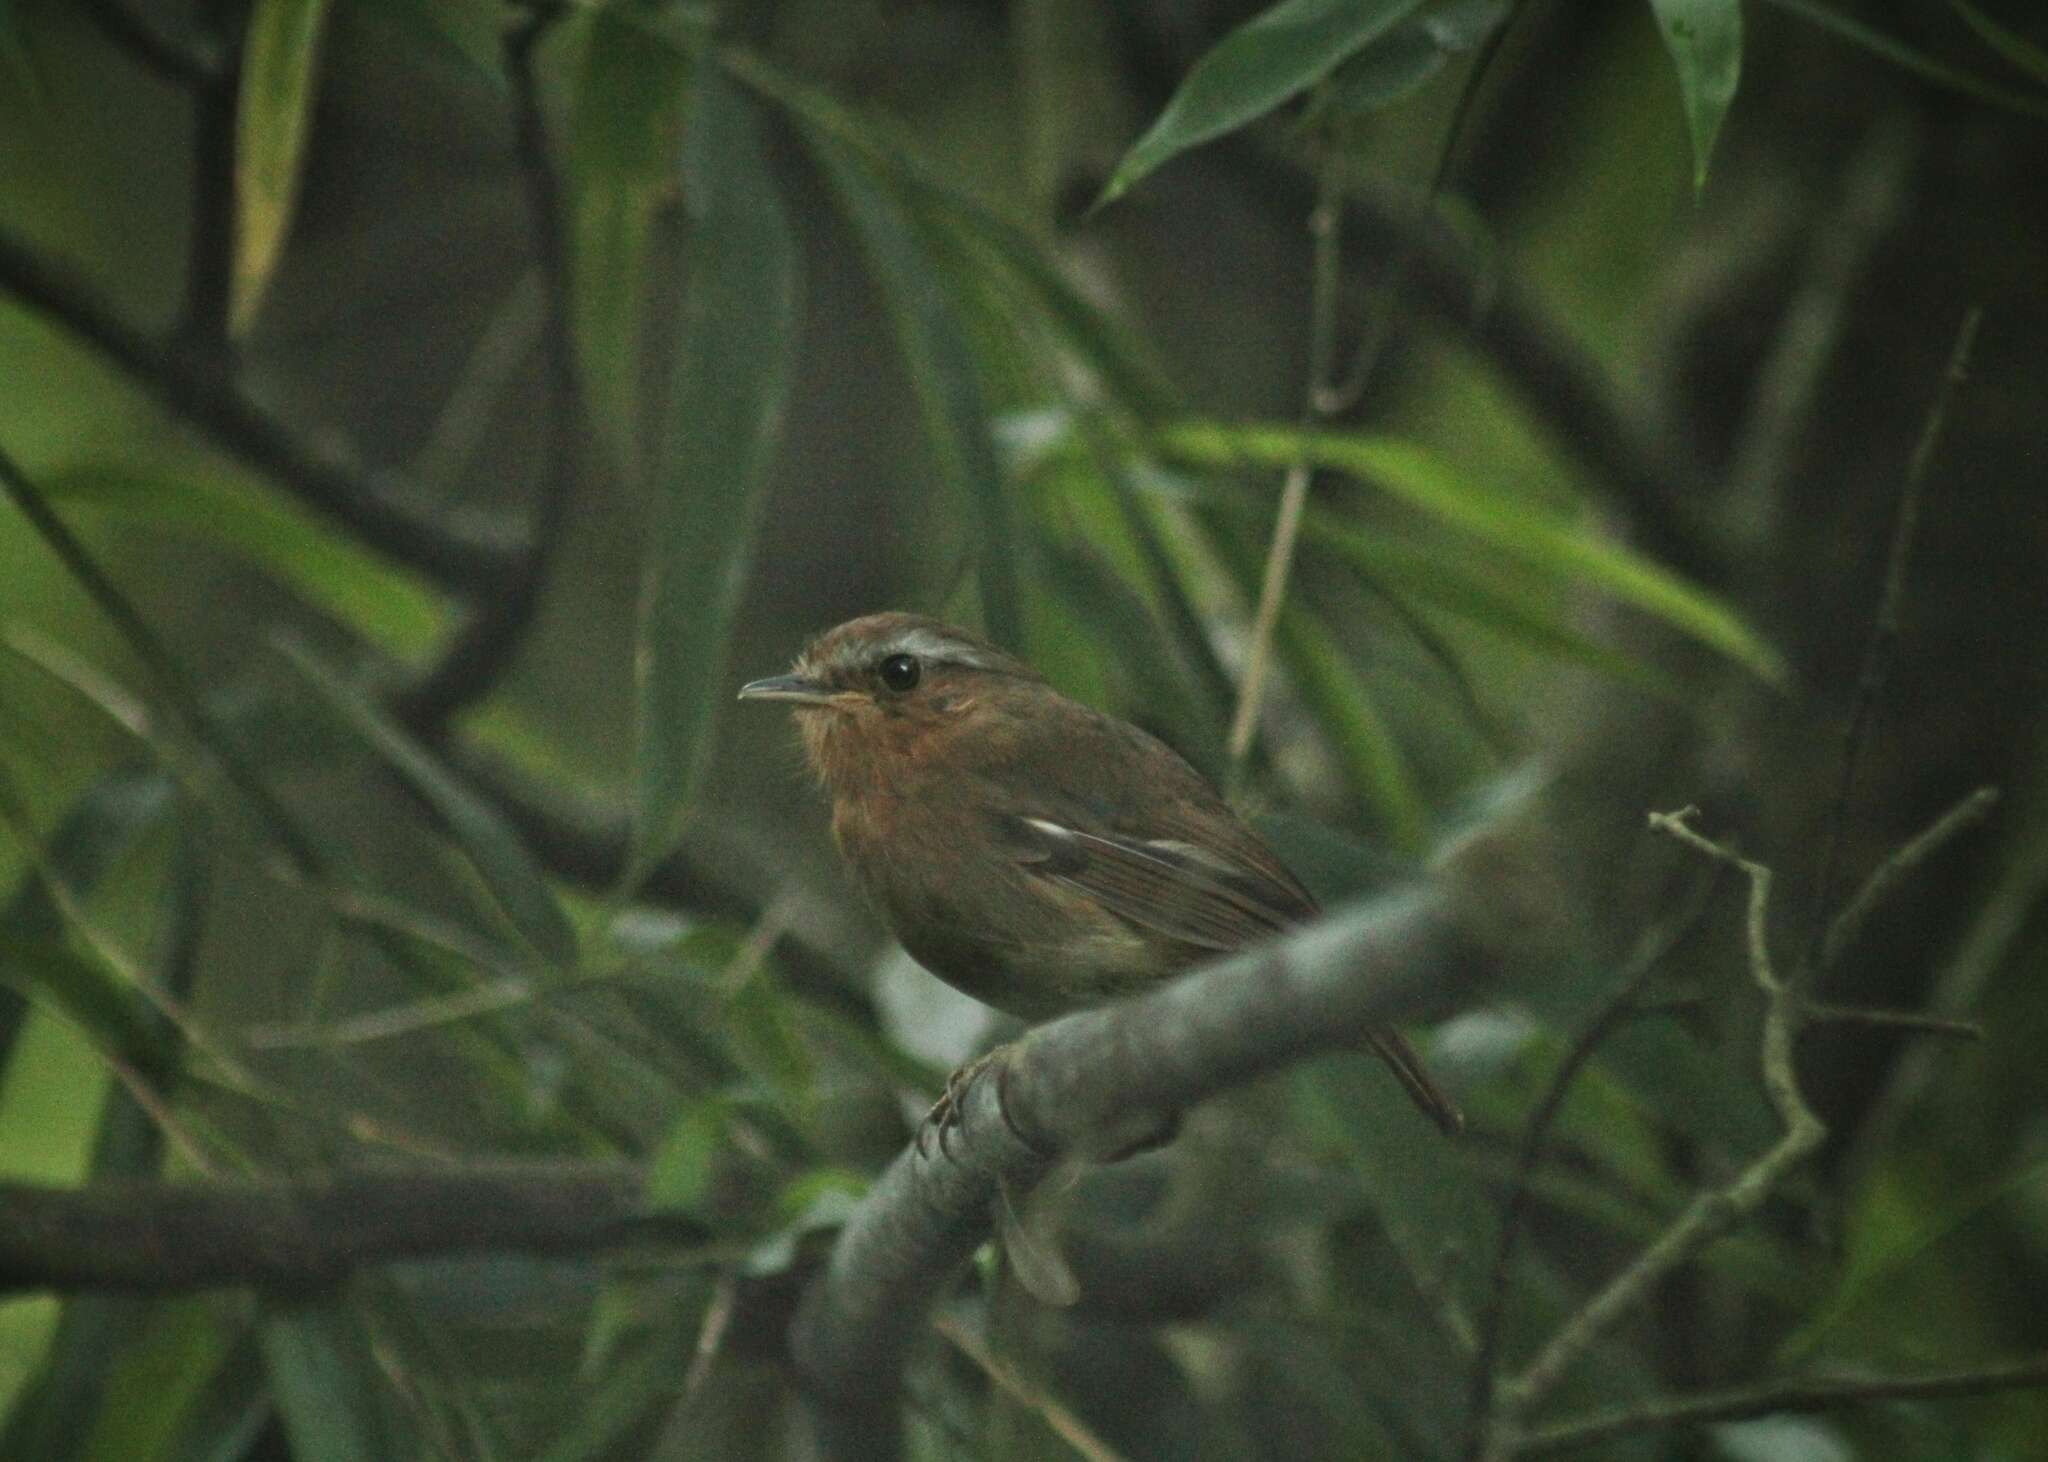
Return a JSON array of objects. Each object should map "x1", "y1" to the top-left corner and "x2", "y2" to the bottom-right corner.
[{"x1": 738, "y1": 611, "x2": 1462, "y2": 1146}]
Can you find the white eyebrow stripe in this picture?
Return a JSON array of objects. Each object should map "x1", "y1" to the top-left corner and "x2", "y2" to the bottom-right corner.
[{"x1": 879, "y1": 627, "x2": 1003, "y2": 670}]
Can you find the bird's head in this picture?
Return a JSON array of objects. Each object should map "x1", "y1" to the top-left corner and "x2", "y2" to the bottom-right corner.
[{"x1": 737, "y1": 612, "x2": 1043, "y2": 795}]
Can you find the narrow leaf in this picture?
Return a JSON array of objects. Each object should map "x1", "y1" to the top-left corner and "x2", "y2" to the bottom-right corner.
[
  {"x1": 1098, "y1": 0, "x2": 1431, "y2": 206},
  {"x1": 233, "y1": 0, "x2": 335, "y2": 333},
  {"x1": 630, "y1": 59, "x2": 800, "y2": 883},
  {"x1": 813, "y1": 141, "x2": 1023, "y2": 648},
  {"x1": 258, "y1": 1302, "x2": 401, "y2": 1462},
  {"x1": 279, "y1": 638, "x2": 577, "y2": 966},
  {"x1": 1648, "y1": 0, "x2": 1743, "y2": 192},
  {"x1": 1764, "y1": 0, "x2": 2048, "y2": 120},
  {"x1": 1949, "y1": 0, "x2": 2048, "y2": 84},
  {"x1": 1163, "y1": 421, "x2": 1786, "y2": 682},
  {"x1": 569, "y1": 11, "x2": 691, "y2": 470},
  {"x1": 348, "y1": 0, "x2": 504, "y2": 87},
  {"x1": 42, "y1": 461, "x2": 447, "y2": 655}
]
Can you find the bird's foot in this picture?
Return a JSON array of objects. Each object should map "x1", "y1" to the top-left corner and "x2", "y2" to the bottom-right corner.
[{"x1": 918, "y1": 1046, "x2": 1040, "y2": 1161}]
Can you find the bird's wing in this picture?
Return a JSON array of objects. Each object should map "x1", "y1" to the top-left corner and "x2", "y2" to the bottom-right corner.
[{"x1": 1003, "y1": 815, "x2": 1305, "y2": 953}]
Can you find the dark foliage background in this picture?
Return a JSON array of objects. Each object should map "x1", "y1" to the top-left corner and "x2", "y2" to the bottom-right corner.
[{"x1": 0, "y1": 1, "x2": 2045, "y2": 1458}]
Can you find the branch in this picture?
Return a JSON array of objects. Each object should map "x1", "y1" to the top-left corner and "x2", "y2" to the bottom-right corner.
[
  {"x1": 0, "y1": 228, "x2": 523, "y2": 589},
  {"x1": 393, "y1": 8, "x2": 583, "y2": 730},
  {"x1": 80, "y1": 0, "x2": 222, "y2": 86},
  {"x1": 790, "y1": 879, "x2": 1515, "y2": 1423},
  {"x1": 1822, "y1": 784, "x2": 1999, "y2": 970},
  {"x1": 1806, "y1": 307, "x2": 1984, "y2": 973},
  {"x1": 1515, "y1": 1354, "x2": 2048, "y2": 1455},
  {"x1": 1484, "y1": 811, "x2": 1828, "y2": 1457},
  {"x1": 0, "y1": 1162, "x2": 695, "y2": 1294}
]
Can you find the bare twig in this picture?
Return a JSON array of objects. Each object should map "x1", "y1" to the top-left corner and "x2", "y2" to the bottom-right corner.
[
  {"x1": 1226, "y1": 149, "x2": 1345, "y2": 782},
  {"x1": 1822, "y1": 785, "x2": 1998, "y2": 969},
  {"x1": 1483, "y1": 811, "x2": 1827, "y2": 1459},
  {"x1": 1725, "y1": 118, "x2": 1914, "y2": 536},
  {"x1": 1802, "y1": 1003, "x2": 1982, "y2": 1040},
  {"x1": 1806, "y1": 308, "x2": 1983, "y2": 977},
  {"x1": 1515, "y1": 1352, "x2": 2048, "y2": 1455},
  {"x1": 1465, "y1": 874, "x2": 1719, "y2": 1458},
  {"x1": 394, "y1": 9, "x2": 582, "y2": 731},
  {"x1": 935, "y1": 1313, "x2": 1131, "y2": 1462},
  {"x1": 0, "y1": 228, "x2": 522, "y2": 588}
]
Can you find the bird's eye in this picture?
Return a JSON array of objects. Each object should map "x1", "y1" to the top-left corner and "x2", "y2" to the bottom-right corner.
[{"x1": 878, "y1": 653, "x2": 921, "y2": 692}]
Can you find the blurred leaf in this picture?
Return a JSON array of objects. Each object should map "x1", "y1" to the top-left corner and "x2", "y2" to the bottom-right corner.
[
  {"x1": 1287, "y1": 516, "x2": 1686, "y2": 697},
  {"x1": 716, "y1": 48, "x2": 1178, "y2": 421},
  {"x1": 41, "y1": 461, "x2": 446, "y2": 655},
  {"x1": 349, "y1": 0, "x2": 504, "y2": 87},
  {"x1": 534, "y1": 1320, "x2": 691, "y2": 1462},
  {"x1": 723, "y1": 968, "x2": 815, "y2": 1113},
  {"x1": 279, "y1": 638, "x2": 577, "y2": 967},
  {"x1": 1276, "y1": 609, "x2": 1428, "y2": 854},
  {"x1": 811, "y1": 140, "x2": 1024, "y2": 649},
  {"x1": 1317, "y1": 24, "x2": 1446, "y2": 117},
  {"x1": 233, "y1": 0, "x2": 336, "y2": 333},
  {"x1": 0, "y1": 0, "x2": 36, "y2": 95},
  {"x1": 31, "y1": 1299, "x2": 230, "y2": 1462},
  {"x1": 1763, "y1": 0, "x2": 2048, "y2": 119},
  {"x1": 1784, "y1": 1154, "x2": 2048, "y2": 1361},
  {"x1": 630, "y1": 59, "x2": 799, "y2": 885},
  {"x1": 569, "y1": 10, "x2": 690, "y2": 470},
  {"x1": 1950, "y1": 0, "x2": 2048, "y2": 83},
  {"x1": 647, "y1": 1097, "x2": 729, "y2": 1214},
  {"x1": 257, "y1": 1301, "x2": 403, "y2": 1462},
  {"x1": 1648, "y1": 0, "x2": 1743, "y2": 192},
  {"x1": 1098, "y1": 0, "x2": 1430, "y2": 206},
  {"x1": 156, "y1": 1333, "x2": 272, "y2": 1462},
  {"x1": 1164, "y1": 421, "x2": 1786, "y2": 682}
]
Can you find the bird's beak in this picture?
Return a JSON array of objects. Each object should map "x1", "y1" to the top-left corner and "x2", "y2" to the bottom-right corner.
[{"x1": 737, "y1": 673, "x2": 837, "y2": 707}]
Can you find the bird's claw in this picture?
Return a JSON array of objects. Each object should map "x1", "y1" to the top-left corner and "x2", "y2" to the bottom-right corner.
[{"x1": 917, "y1": 1048, "x2": 1040, "y2": 1162}]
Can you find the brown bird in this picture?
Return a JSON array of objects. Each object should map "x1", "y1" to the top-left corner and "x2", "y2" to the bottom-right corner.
[{"x1": 739, "y1": 611, "x2": 1462, "y2": 1141}]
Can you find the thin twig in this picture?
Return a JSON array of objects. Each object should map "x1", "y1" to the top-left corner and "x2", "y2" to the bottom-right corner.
[
  {"x1": 394, "y1": 9, "x2": 581, "y2": 731},
  {"x1": 1822, "y1": 785, "x2": 1998, "y2": 969},
  {"x1": 0, "y1": 443, "x2": 329, "y2": 880},
  {"x1": 80, "y1": 0, "x2": 222, "y2": 86},
  {"x1": 1805, "y1": 307, "x2": 1983, "y2": 978},
  {"x1": 934, "y1": 1312, "x2": 1131, "y2": 1462},
  {"x1": 1802, "y1": 1003, "x2": 1982, "y2": 1040},
  {"x1": 1514, "y1": 1352, "x2": 2048, "y2": 1455},
  {"x1": 1724, "y1": 117, "x2": 1914, "y2": 536},
  {"x1": 1225, "y1": 148, "x2": 1345, "y2": 783},
  {"x1": 0, "y1": 228, "x2": 522, "y2": 588},
  {"x1": 1484, "y1": 811, "x2": 1827, "y2": 1459},
  {"x1": 1464, "y1": 874, "x2": 1719, "y2": 1458},
  {"x1": 1318, "y1": 3, "x2": 1520, "y2": 415},
  {"x1": 680, "y1": 1271, "x2": 741, "y2": 1405}
]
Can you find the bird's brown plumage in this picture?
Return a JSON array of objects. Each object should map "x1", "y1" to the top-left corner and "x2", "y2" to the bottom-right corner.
[{"x1": 741, "y1": 612, "x2": 1461, "y2": 1134}]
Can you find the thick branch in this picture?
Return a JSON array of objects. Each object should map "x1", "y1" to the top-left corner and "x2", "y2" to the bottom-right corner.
[
  {"x1": 0, "y1": 1162, "x2": 697, "y2": 1294},
  {"x1": 790, "y1": 881, "x2": 1505, "y2": 1416},
  {"x1": 0, "y1": 228, "x2": 522, "y2": 588}
]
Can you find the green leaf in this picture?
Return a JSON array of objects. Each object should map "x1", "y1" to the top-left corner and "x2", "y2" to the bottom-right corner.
[
  {"x1": 1949, "y1": 0, "x2": 2048, "y2": 84},
  {"x1": 40, "y1": 461, "x2": 447, "y2": 655},
  {"x1": 1763, "y1": 0, "x2": 2048, "y2": 120},
  {"x1": 348, "y1": 0, "x2": 505, "y2": 88},
  {"x1": 1275, "y1": 610, "x2": 1427, "y2": 854},
  {"x1": 629, "y1": 59, "x2": 800, "y2": 884},
  {"x1": 1648, "y1": 0, "x2": 1743, "y2": 192},
  {"x1": 233, "y1": 0, "x2": 336, "y2": 333},
  {"x1": 812, "y1": 140, "x2": 1023, "y2": 647},
  {"x1": 1098, "y1": 0, "x2": 1432, "y2": 206},
  {"x1": 279, "y1": 638, "x2": 578, "y2": 967},
  {"x1": 569, "y1": 11, "x2": 691, "y2": 470},
  {"x1": 1162, "y1": 421, "x2": 1786, "y2": 683},
  {"x1": 258, "y1": 1301, "x2": 402, "y2": 1462},
  {"x1": 646, "y1": 1097, "x2": 729, "y2": 1214}
]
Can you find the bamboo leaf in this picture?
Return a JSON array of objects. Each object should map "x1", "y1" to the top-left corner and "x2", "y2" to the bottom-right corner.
[
  {"x1": 569, "y1": 11, "x2": 691, "y2": 470},
  {"x1": 629, "y1": 59, "x2": 800, "y2": 884},
  {"x1": 1098, "y1": 0, "x2": 1431, "y2": 206},
  {"x1": 1648, "y1": 0, "x2": 1743, "y2": 192},
  {"x1": 258, "y1": 1301, "x2": 403, "y2": 1462},
  {"x1": 233, "y1": 0, "x2": 335, "y2": 333},
  {"x1": 1763, "y1": 0, "x2": 2048, "y2": 120},
  {"x1": 812, "y1": 139, "x2": 1023, "y2": 647},
  {"x1": 1163, "y1": 421, "x2": 1786, "y2": 683},
  {"x1": 279, "y1": 638, "x2": 577, "y2": 967},
  {"x1": 1949, "y1": 0, "x2": 2048, "y2": 84}
]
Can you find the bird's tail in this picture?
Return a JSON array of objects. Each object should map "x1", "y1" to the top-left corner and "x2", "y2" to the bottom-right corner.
[{"x1": 1366, "y1": 1028, "x2": 1465, "y2": 1137}]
